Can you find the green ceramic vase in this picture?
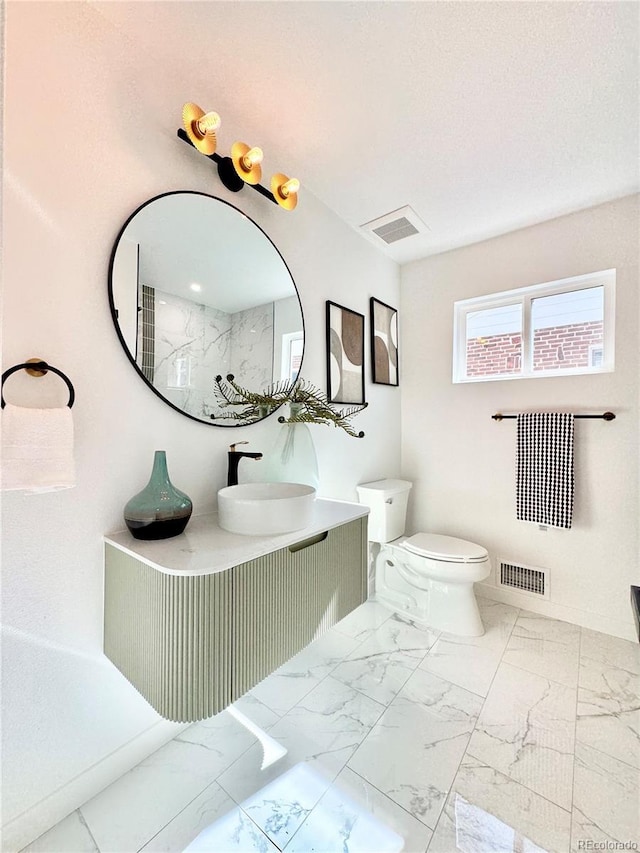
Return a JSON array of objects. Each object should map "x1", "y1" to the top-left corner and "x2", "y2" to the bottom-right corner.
[{"x1": 124, "y1": 450, "x2": 192, "y2": 540}]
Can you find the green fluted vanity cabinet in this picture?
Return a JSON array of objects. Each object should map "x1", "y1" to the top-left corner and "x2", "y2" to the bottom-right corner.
[
  {"x1": 103, "y1": 505, "x2": 367, "y2": 723},
  {"x1": 232, "y1": 518, "x2": 367, "y2": 697},
  {"x1": 104, "y1": 549, "x2": 234, "y2": 722}
]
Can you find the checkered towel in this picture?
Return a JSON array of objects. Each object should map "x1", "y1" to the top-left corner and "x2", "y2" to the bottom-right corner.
[{"x1": 516, "y1": 412, "x2": 575, "y2": 528}]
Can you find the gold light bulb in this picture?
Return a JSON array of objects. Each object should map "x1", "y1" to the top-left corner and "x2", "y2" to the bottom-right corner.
[
  {"x1": 182, "y1": 103, "x2": 219, "y2": 155},
  {"x1": 240, "y1": 146, "x2": 264, "y2": 171},
  {"x1": 231, "y1": 142, "x2": 263, "y2": 185},
  {"x1": 196, "y1": 111, "x2": 221, "y2": 135},
  {"x1": 271, "y1": 173, "x2": 300, "y2": 210},
  {"x1": 279, "y1": 177, "x2": 300, "y2": 198}
]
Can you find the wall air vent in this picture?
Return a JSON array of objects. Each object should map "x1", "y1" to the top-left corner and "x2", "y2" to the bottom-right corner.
[
  {"x1": 361, "y1": 205, "x2": 429, "y2": 245},
  {"x1": 499, "y1": 560, "x2": 549, "y2": 599}
]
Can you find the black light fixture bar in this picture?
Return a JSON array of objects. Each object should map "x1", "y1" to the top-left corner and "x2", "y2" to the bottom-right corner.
[{"x1": 177, "y1": 129, "x2": 277, "y2": 204}]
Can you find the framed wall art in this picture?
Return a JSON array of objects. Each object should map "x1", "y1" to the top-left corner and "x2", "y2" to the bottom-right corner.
[
  {"x1": 370, "y1": 297, "x2": 399, "y2": 386},
  {"x1": 326, "y1": 301, "x2": 365, "y2": 404}
]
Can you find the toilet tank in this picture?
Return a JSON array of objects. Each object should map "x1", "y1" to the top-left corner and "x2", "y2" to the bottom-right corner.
[{"x1": 356, "y1": 479, "x2": 413, "y2": 543}]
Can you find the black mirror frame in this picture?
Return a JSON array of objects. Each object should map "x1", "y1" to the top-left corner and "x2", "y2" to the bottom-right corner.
[{"x1": 107, "y1": 190, "x2": 305, "y2": 428}]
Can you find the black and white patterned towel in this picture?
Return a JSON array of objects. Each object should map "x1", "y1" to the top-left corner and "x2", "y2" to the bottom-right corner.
[{"x1": 516, "y1": 412, "x2": 575, "y2": 528}]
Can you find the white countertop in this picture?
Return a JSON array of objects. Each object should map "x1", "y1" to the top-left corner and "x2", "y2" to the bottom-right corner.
[{"x1": 104, "y1": 498, "x2": 369, "y2": 577}]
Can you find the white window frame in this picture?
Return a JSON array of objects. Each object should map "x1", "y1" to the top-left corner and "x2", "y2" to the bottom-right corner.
[
  {"x1": 280, "y1": 331, "x2": 304, "y2": 382},
  {"x1": 166, "y1": 354, "x2": 192, "y2": 389},
  {"x1": 452, "y1": 269, "x2": 615, "y2": 383},
  {"x1": 589, "y1": 344, "x2": 604, "y2": 368}
]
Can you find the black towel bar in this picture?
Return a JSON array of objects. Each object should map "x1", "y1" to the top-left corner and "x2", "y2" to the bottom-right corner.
[
  {"x1": 1, "y1": 360, "x2": 75, "y2": 409},
  {"x1": 492, "y1": 412, "x2": 615, "y2": 421}
]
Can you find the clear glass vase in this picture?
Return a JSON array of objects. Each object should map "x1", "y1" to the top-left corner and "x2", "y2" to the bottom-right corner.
[
  {"x1": 124, "y1": 450, "x2": 193, "y2": 540},
  {"x1": 263, "y1": 405, "x2": 320, "y2": 490}
]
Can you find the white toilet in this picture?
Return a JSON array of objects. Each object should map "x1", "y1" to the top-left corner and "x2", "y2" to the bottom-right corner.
[{"x1": 356, "y1": 479, "x2": 491, "y2": 637}]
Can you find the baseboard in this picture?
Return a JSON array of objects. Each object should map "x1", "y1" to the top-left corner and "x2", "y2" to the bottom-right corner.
[
  {"x1": 1, "y1": 718, "x2": 188, "y2": 852},
  {"x1": 477, "y1": 582, "x2": 637, "y2": 642}
]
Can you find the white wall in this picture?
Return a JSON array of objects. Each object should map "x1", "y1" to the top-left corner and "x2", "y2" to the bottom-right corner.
[
  {"x1": 1, "y1": 3, "x2": 400, "y2": 847},
  {"x1": 401, "y1": 195, "x2": 639, "y2": 642}
]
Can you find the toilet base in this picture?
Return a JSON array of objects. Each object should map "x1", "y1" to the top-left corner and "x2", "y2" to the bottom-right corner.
[{"x1": 375, "y1": 545, "x2": 487, "y2": 637}]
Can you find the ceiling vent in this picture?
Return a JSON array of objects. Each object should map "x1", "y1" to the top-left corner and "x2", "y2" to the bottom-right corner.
[{"x1": 361, "y1": 205, "x2": 429, "y2": 245}]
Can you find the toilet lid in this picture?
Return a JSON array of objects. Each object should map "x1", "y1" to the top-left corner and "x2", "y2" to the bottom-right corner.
[{"x1": 401, "y1": 533, "x2": 488, "y2": 563}]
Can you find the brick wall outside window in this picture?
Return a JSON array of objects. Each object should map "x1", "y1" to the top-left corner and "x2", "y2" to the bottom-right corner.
[
  {"x1": 466, "y1": 320, "x2": 603, "y2": 376},
  {"x1": 532, "y1": 320, "x2": 603, "y2": 371},
  {"x1": 467, "y1": 334, "x2": 522, "y2": 376}
]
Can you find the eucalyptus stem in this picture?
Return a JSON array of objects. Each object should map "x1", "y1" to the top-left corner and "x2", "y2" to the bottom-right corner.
[{"x1": 211, "y1": 374, "x2": 367, "y2": 437}]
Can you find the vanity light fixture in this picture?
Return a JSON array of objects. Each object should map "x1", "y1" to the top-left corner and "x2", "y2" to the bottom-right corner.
[
  {"x1": 182, "y1": 103, "x2": 221, "y2": 156},
  {"x1": 231, "y1": 142, "x2": 263, "y2": 185},
  {"x1": 271, "y1": 173, "x2": 300, "y2": 211},
  {"x1": 177, "y1": 102, "x2": 300, "y2": 210}
]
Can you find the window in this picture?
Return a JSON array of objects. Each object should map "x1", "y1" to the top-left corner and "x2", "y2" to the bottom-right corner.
[
  {"x1": 280, "y1": 331, "x2": 304, "y2": 382},
  {"x1": 453, "y1": 269, "x2": 615, "y2": 383},
  {"x1": 167, "y1": 354, "x2": 192, "y2": 388}
]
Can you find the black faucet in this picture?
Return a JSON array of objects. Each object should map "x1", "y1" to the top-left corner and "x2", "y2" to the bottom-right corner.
[{"x1": 227, "y1": 442, "x2": 263, "y2": 486}]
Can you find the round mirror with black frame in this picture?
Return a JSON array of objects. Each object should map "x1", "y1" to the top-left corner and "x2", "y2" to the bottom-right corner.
[{"x1": 108, "y1": 191, "x2": 305, "y2": 427}]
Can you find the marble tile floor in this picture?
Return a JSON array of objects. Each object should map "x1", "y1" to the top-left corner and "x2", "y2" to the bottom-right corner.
[{"x1": 22, "y1": 598, "x2": 640, "y2": 853}]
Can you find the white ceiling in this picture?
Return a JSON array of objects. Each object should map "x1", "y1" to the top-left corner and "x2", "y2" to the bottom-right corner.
[{"x1": 96, "y1": 1, "x2": 639, "y2": 265}]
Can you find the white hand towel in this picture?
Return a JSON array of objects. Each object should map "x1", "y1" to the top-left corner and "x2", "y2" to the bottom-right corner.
[{"x1": 1, "y1": 403, "x2": 76, "y2": 493}]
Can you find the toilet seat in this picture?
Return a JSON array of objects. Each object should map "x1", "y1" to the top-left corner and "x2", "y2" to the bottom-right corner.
[{"x1": 400, "y1": 532, "x2": 488, "y2": 564}]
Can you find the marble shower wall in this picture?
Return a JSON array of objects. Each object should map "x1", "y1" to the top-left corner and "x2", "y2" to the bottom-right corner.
[
  {"x1": 228, "y1": 302, "x2": 274, "y2": 392},
  {"x1": 146, "y1": 290, "x2": 273, "y2": 420}
]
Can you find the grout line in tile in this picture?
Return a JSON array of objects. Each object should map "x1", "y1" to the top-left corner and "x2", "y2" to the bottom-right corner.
[
  {"x1": 134, "y1": 778, "x2": 224, "y2": 853},
  {"x1": 275, "y1": 664, "x2": 359, "y2": 721},
  {"x1": 273, "y1": 621, "x2": 413, "y2": 725},
  {"x1": 573, "y1": 733, "x2": 640, "y2": 774},
  {"x1": 434, "y1": 604, "x2": 521, "y2": 832},
  {"x1": 462, "y1": 745, "x2": 575, "y2": 818},
  {"x1": 250, "y1": 657, "x2": 340, "y2": 721},
  {"x1": 330, "y1": 661, "x2": 417, "y2": 712},
  {"x1": 341, "y1": 682, "x2": 401, "y2": 778},
  {"x1": 464, "y1": 605, "x2": 521, "y2": 725},
  {"x1": 574, "y1": 625, "x2": 640, "y2": 775},
  {"x1": 77, "y1": 808, "x2": 101, "y2": 853},
  {"x1": 278, "y1": 771, "x2": 346, "y2": 853},
  {"x1": 346, "y1": 764, "x2": 434, "y2": 833},
  {"x1": 568, "y1": 627, "x2": 583, "y2": 843},
  {"x1": 454, "y1": 604, "x2": 584, "y2": 817},
  {"x1": 446, "y1": 612, "x2": 638, "y2": 832},
  {"x1": 414, "y1": 655, "x2": 491, "y2": 700},
  {"x1": 497, "y1": 656, "x2": 580, "y2": 688},
  {"x1": 133, "y1": 726, "x2": 264, "y2": 852},
  {"x1": 214, "y1": 653, "x2": 392, "y2": 821},
  {"x1": 216, "y1": 772, "x2": 244, "y2": 808},
  {"x1": 245, "y1": 689, "x2": 286, "y2": 720},
  {"x1": 238, "y1": 804, "x2": 284, "y2": 852},
  {"x1": 345, "y1": 613, "x2": 525, "y2": 844},
  {"x1": 331, "y1": 605, "x2": 393, "y2": 642}
]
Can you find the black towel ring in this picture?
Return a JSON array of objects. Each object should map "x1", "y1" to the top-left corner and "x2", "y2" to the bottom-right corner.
[{"x1": 1, "y1": 360, "x2": 75, "y2": 409}]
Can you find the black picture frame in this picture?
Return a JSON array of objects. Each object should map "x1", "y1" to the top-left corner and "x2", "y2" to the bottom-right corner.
[
  {"x1": 326, "y1": 301, "x2": 366, "y2": 404},
  {"x1": 370, "y1": 297, "x2": 399, "y2": 386}
]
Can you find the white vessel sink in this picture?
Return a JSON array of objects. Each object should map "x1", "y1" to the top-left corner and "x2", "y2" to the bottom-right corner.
[{"x1": 217, "y1": 482, "x2": 317, "y2": 536}]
